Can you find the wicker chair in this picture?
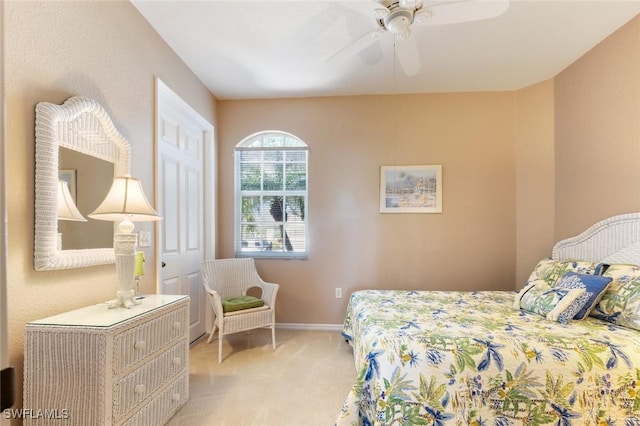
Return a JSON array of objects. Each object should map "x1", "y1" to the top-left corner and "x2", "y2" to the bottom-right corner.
[{"x1": 202, "y1": 258, "x2": 279, "y2": 363}]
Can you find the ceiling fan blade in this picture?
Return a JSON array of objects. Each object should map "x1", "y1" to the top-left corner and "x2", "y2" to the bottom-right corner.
[
  {"x1": 374, "y1": 8, "x2": 390, "y2": 19},
  {"x1": 327, "y1": 27, "x2": 385, "y2": 63},
  {"x1": 395, "y1": 32, "x2": 420, "y2": 76},
  {"x1": 416, "y1": 0, "x2": 509, "y2": 26},
  {"x1": 399, "y1": 0, "x2": 421, "y2": 9}
]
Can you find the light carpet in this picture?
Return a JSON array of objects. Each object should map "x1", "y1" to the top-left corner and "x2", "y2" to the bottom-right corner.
[{"x1": 166, "y1": 328, "x2": 355, "y2": 426}]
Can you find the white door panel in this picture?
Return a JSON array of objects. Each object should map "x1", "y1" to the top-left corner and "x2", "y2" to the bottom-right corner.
[
  {"x1": 160, "y1": 155, "x2": 180, "y2": 255},
  {"x1": 161, "y1": 275, "x2": 180, "y2": 295},
  {"x1": 160, "y1": 115, "x2": 180, "y2": 147},
  {"x1": 156, "y1": 79, "x2": 214, "y2": 343},
  {"x1": 185, "y1": 166, "x2": 201, "y2": 252}
]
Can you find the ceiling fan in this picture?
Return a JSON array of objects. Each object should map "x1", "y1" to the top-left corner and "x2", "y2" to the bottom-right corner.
[{"x1": 329, "y1": 0, "x2": 510, "y2": 76}]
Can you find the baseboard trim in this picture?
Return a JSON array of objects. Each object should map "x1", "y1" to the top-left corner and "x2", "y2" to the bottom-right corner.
[{"x1": 276, "y1": 323, "x2": 343, "y2": 331}]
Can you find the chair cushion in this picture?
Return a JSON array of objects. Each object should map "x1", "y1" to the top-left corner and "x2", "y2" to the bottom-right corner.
[{"x1": 222, "y1": 296, "x2": 265, "y2": 313}]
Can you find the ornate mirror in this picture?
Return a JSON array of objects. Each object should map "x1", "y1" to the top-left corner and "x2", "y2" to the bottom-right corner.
[{"x1": 34, "y1": 96, "x2": 131, "y2": 270}]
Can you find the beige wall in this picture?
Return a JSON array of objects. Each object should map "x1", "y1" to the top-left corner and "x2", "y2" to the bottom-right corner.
[
  {"x1": 514, "y1": 80, "x2": 555, "y2": 286},
  {"x1": 554, "y1": 15, "x2": 640, "y2": 239},
  {"x1": 5, "y1": 0, "x2": 215, "y2": 415},
  {"x1": 218, "y1": 93, "x2": 517, "y2": 324}
]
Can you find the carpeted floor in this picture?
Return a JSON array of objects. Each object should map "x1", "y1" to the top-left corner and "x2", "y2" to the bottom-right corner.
[{"x1": 166, "y1": 328, "x2": 355, "y2": 426}]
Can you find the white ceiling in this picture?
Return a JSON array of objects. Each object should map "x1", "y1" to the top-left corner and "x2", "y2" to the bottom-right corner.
[{"x1": 132, "y1": 0, "x2": 640, "y2": 100}]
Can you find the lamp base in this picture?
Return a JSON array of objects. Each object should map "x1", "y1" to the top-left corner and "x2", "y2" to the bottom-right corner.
[
  {"x1": 111, "y1": 232, "x2": 140, "y2": 309},
  {"x1": 107, "y1": 289, "x2": 142, "y2": 309}
]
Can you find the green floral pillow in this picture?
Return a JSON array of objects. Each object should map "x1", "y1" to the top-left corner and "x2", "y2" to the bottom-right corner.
[
  {"x1": 515, "y1": 258, "x2": 598, "y2": 323},
  {"x1": 524, "y1": 258, "x2": 599, "y2": 287},
  {"x1": 591, "y1": 263, "x2": 640, "y2": 330},
  {"x1": 515, "y1": 278, "x2": 587, "y2": 324}
]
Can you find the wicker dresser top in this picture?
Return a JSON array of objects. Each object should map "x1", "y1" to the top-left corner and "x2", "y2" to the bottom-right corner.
[{"x1": 27, "y1": 295, "x2": 188, "y2": 328}]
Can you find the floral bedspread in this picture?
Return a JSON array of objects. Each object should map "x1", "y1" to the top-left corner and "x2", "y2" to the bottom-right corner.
[{"x1": 336, "y1": 290, "x2": 640, "y2": 426}]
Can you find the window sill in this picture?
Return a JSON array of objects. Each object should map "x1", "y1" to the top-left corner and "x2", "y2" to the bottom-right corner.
[{"x1": 235, "y1": 252, "x2": 308, "y2": 260}]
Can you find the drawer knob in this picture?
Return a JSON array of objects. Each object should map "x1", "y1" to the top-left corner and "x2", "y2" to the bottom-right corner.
[
  {"x1": 134, "y1": 340, "x2": 146, "y2": 350},
  {"x1": 134, "y1": 384, "x2": 146, "y2": 394},
  {"x1": 171, "y1": 393, "x2": 181, "y2": 402},
  {"x1": 172, "y1": 321, "x2": 181, "y2": 329},
  {"x1": 172, "y1": 357, "x2": 181, "y2": 366}
]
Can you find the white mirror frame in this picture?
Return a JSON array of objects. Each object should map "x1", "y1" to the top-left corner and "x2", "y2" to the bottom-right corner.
[{"x1": 34, "y1": 96, "x2": 131, "y2": 271}]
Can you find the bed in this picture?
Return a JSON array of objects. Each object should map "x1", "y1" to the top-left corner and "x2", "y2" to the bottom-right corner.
[{"x1": 337, "y1": 213, "x2": 640, "y2": 426}]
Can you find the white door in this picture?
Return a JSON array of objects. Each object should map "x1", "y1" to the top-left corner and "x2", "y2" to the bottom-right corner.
[{"x1": 156, "y1": 79, "x2": 214, "y2": 343}]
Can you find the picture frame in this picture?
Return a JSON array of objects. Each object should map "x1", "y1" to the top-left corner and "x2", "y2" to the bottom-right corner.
[
  {"x1": 380, "y1": 165, "x2": 442, "y2": 213},
  {"x1": 59, "y1": 169, "x2": 78, "y2": 203}
]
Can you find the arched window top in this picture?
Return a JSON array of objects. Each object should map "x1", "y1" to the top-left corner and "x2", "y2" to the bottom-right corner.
[{"x1": 236, "y1": 131, "x2": 307, "y2": 149}]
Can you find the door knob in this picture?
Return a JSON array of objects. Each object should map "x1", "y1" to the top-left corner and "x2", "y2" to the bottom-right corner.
[{"x1": 162, "y1": 261, "x2": 166, "y2": 268}]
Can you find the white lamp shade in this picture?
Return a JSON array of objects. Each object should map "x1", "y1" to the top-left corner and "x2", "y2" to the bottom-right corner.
[
  {"x1": 58, "y1": 180, "x2": 87, "y2": 222},
  {"x1": 88, "y1": 176, "x2": 161, "y2": 222}
]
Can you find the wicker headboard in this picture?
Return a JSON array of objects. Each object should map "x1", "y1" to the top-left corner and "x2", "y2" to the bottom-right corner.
[{"x1": 552, "y1": 213, "x2": 640, "y2": 265}]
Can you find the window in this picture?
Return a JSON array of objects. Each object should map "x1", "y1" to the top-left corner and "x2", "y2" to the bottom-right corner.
[{"x1": 235, "y1": 131, "x2": 308, "y2": 259}]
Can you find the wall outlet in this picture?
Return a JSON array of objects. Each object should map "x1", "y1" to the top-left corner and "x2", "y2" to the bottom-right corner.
[{"x1": 335, "y1": 288, "x2": 343, "y2": 299}]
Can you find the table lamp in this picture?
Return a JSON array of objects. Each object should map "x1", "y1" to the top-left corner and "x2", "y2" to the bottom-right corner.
[
  {"x1": 58, "y1": 180, "x2": 86, "y2": 221},
  {"x1": 57, "y1": 179, "x2": 86, "y2": 250},
  {"x1": 89, "y1": 176, "x2": 161, "y2": 309}
]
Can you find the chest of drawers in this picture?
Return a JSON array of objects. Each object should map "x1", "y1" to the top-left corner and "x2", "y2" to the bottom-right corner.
[{"x1": 23, "y1": 295, "x2": 189, "y2": 426}]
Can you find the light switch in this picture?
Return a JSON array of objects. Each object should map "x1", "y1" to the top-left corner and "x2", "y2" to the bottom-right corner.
[{"x1": 138, "y1": 231, "x2": 151, "y2": 248}]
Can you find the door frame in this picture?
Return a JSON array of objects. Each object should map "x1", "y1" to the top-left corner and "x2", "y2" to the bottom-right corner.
[{"x1": 154, "y1": 78, "x2": 216, "y2": 332}]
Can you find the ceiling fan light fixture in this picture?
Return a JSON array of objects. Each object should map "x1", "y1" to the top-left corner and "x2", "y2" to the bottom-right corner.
[
  {"x1": 387, "y1": 15, "x2": 410, "y2": 34},
  {"x1": 383, "y1": 9, "x2": 413, "y2": 34}
]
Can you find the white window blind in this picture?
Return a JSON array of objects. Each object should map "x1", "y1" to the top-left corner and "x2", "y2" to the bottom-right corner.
[{"x1": 234, "y1": 132, "x2": 308, "y2": 259}]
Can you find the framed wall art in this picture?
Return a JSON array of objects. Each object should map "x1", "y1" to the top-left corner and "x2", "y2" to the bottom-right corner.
[{"x1": 380, "y1": 165, "x2": 442, "y2": 213}]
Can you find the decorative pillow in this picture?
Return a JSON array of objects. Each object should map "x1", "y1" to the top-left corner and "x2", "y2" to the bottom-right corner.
[
  {"x1": 516, "y1": 278, "x2": 587, "y2": 324},
  {"x1": 525, "y1": 258, "x2": 599, "y2": 287},
  {"x1": 590, "y1": 263, "x2": 640, "y2": 330},
  {"x1": 594, "y1": 263, "x2": 610, "y2": 276},
  {"x1": 514, "y1": 279, "x2": 547, "y2": 309},
  {"x1": 222, "y1": 296, "x2": 265, "y2": 313},
  {"x1": 553, "y1": 272, "x2": 612, "y2": 319}
]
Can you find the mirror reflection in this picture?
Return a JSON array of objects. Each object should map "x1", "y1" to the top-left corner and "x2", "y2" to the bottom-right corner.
[{"x1": 58, "y1": 147, "x2": 114, "y2": 250}]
